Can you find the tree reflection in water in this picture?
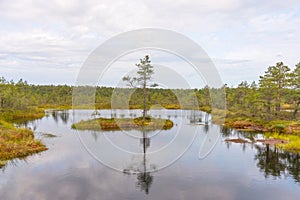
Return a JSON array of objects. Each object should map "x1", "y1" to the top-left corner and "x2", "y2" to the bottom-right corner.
[
  {"x1": 51, "y1": 111, "x2": 58, "y2": 123},
  {"x1": 136, "y1": 170, "x2": 153, "y2": 194},
  {"x1": 123, "y1": 129, "x2": 154, "y2": 194},
  {"x1": 254, "y1": 144, "x2": 300, "y2": 183},
  {"x1": 59, "y1": 110, "x2": 69, "y2": 124},
  {"x1": 220, "y1": 126, "x2": 300, "y2": 184}
]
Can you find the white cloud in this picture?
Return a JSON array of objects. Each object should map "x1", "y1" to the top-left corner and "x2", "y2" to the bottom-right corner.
[{"x1": 0, "y1": 0, "x2": 299, "y2": 86}]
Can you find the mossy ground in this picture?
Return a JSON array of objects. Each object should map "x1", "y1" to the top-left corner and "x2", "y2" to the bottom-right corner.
[
  {"x1": 0, "y1": 120, "x2": 48, "y2": 168},
  {"x1": 222, "y1": 114, "x2": 300, "y2": 153},
  {"x1": 0, "y1": 108, "x2": 45, "y2": 123},
  {"x1": 72, "y1": 116, "x2": 174, "y2": 131},
  {"x1": 263, "y1": 132, "x2": 300, "y2": 152}
]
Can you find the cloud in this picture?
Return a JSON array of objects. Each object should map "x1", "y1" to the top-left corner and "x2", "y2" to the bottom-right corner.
[{"x1": 0, "y1": 0, "x2": 299, "y2": 86}]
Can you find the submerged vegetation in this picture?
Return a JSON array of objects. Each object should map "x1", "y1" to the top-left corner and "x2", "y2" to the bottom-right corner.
[{"x1": 72, "y1": 117, "x2": 174, "y2": 131}]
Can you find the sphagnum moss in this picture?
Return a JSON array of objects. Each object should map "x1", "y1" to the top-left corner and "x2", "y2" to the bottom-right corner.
[
  {"x1": 72, "y1": 117, "x2": 174, "y2": 131},
  {"x1": 0, "y1": 120, "x2": 48, "y2": 168}
]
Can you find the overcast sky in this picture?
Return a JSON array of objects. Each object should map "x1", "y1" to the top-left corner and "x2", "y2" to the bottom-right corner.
[{"x1": 0, "y1": 0, "x2": 299, "y2": 87}]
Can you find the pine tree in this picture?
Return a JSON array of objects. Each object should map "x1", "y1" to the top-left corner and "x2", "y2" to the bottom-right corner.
[
  {"x1": 123, "y1": 55, "x2": 158, "y2": 120},
  {"x1": 259, "y1": 62, "x2": 291, "y2": 118},
  {"x1": 290, "y1": 62, "x2": 300, "y2": 119}
]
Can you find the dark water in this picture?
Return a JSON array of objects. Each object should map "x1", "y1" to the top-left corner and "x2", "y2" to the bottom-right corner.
[{"x1": 0, "y1": 109, "x2": 299, "y2": 200}]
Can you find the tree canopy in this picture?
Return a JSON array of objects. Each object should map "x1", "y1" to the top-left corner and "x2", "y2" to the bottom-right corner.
[{"x1": 1, "y1": 61, "x2": 300, "y2": 121}]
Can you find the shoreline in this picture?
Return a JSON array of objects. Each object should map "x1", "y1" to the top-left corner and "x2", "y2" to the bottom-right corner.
[
  {"x1": 222, "y1": 115, "x2": 300, "y2": 152},
  {"x1": 0, "y1": 120, "x2": 48, "y2": 168},
  {"x1": 1, "y1": 106, "x2": 299, "y2": 168},
  {"x1": 72, "y1": 116, "x2": 174, "y2": 131}
]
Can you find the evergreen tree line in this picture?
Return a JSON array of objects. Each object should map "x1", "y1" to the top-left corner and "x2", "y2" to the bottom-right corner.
[
  {"x1": 226, "y1": 62, "x2": 300, "y2": 120},
  {"x1": 0, "y1": 78, "x2": 73, "y2": 110},
  {"x1": 0, "y1": 61, "x2": 299, "y2": 120}
]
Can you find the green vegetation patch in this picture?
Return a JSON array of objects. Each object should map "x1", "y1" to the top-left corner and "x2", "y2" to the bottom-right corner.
[
  {"x1": 0, "y1": 120, "x2": 48, "y2": 168},
  {"x1": 223, "y1": 115, "x2": 300, "y2": 134},
  {"x1": 223, "y1": 116, "x2": 300, "y2": 153},
  {"x1": 264, "y1": 132, "x2": 300, "y2": 153},
  {"x1": 72, "y1": 117, "x2": 174, "y2": 131},
  {"x1": 0, "y1": 108, "x2": 45, "y2": 123}
]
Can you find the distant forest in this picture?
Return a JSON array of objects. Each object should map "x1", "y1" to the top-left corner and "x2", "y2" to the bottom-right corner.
[{"x1": 0, "y1": 61, "x2": 299, "y2": 120}]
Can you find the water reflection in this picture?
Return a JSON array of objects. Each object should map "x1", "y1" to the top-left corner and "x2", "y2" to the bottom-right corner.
[
  {"x1": 15, "y1": 119, "x2": 40, "y2": 131},
  {"x1": 43, "y1": 110, "x2": 72, "y2": 125},
  {"x1": 221, "y1": 126, "x2": 300, "y2": 184},
  {"x1": 51, "y1": 111, "x2": 58, "y2": 123},
  {"x1": 1, "y1": 157, "x2": 29, "y2": 172},
  {"x1": 1, "y1": 109, "x2": 300, "y2": 200},
  {"x1": 123, "y1": 129, "x2": 154, "y2": 194},
  {"x1": 220, "y1": 126, "x2": 257, "y2": 141},
  {"x1": 255, "y1": 144, "x2": 300, "y2": 183},
  {"x1": 59, "y1": 110, "x2": 69, "y2": 124},
  {"x1": 136, "y1": 170, "x2": 153, "y2": 194},
  {"x1": 189, "y1": 110, "x2": 210, "y2": 125},
  {"x1": 203, "y1": 124, "x2": 210, "y2": 133}
]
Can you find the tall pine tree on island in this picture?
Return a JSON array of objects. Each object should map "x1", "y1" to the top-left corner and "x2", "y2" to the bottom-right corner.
[{"x1": 122, "y1": 55, "x2": 158, "y2": 120}]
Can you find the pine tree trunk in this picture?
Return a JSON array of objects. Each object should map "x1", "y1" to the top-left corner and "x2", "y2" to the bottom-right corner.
[
  {"x1": 276, "y1": 103, "x2": 280, "y2": 112},
  {"x1": 266, "y1": 101, "x2": 271, "y2": 121},
  {"x1": 143, "y1": 83, "x2": 147, "y2": 120},
  {"x1": 266, "y1": 105, "x2": 271, "y2": 114},
  {"x1": 0, "y1": 97, "x2": 4, "y2": 108},
  {"x1": 292, "y1": 100, "x2": 300, "y2": 119},
  {"x1": 276, "y1": 90, "x2": 281, "y2": 112}
]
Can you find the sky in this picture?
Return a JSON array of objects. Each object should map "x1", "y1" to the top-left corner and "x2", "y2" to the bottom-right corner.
[{"x1": 0, "y1": 0, "x2": 299, "y2": 87}]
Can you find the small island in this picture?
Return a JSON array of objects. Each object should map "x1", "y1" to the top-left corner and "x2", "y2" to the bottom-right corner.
[
  {"x1": 72, "y1": 117, "x2": 174, "y2": 131},
  {"x1": 0, "y1": 56, "x2": 300, "y2": 170},
  {"x1": 72, "y1": 55, "x2": 174, "y2": 132}
]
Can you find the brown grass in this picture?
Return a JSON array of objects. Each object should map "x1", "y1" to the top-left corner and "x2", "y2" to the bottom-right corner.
[
  {"x1": 72, "y1": 117, "x2": 174, "y2": 131},
  {"x1": 0, "y1": 120, "x2": 47, "y2": 168}
]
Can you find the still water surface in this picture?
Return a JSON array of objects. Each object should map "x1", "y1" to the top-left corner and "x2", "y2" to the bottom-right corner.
[{"x1": 0, "y1": 109, "x2": 299, "y2": 200}]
